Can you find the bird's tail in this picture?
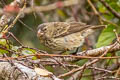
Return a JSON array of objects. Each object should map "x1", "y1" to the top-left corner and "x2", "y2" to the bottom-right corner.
[
  {"x1": 82, "y1": 25, "x2": 107, "y2": 37},
  {"x1": 90, "y1": 25, "x2": 107, "y2": 29}
]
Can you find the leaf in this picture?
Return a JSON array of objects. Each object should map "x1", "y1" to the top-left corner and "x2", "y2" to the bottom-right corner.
[
  {"x1": 116, "y1": 51, "x2": 120, "y2": 56},
  {"x1": 12, "y1": 46, "x2": 21, "y2": 51},
  {"x1": 0, "y1": 49, "x2": 8, "y2": 54},
  {"x1": 76, "y1": 59, "x2": 88, "y2": 66},
  {"x1": 97, "y1": 2, "x2": 106, "y2": 13},
  {"x1": 34, "y1": 67, "x2": 53, "y2": 77},
  {"x1": 21, "y1": 48, "x2": 37, "y2": 59},
  {"x1": 22, "y1": 49, "x2": 34, "y2": 55},
  {"x1": 96, "y1": 24, "x2": 116, "y2": 48},
  {"x1": 0, "y1": 39, "x2": 7, "y2": 46},
  {"x1": 56, "y1": 9, "x2": 66, "y2": 18},
  {"x1": 0, "y1": 39, "x2": 12, "y2": 54}
]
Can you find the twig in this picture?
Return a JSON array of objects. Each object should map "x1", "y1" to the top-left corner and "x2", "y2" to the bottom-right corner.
[
  {"x1": 97, "y1": 76, "x2": 120, "y2": 80},
  {"x1": 1, "y1": 52, "x2": 120, "y2": 61},
  {"x1": 113, "y1": 29, "x2": 120, "y2": 44},
  {"x1": 88, "y1": 67, "x2": 113, "y2": 73},
  {"x1": 115, "y1": 67, "x2": 120, "y2": 78},
  {"x1": 77, "y1": 42, "x2": 120, "y2": 56},
  {"x1": 87, "y1": 0, "x2": 119, "y2": 27},
  {"x1": 8, "y1": 32, "x2": 23, "y2": 46},
  {"x1": 78, "y1": 64, "x2": 86, "y2": 80},
  {"x1": 0, "y1": 0, "x2": 25, "y2": 30},
  {"x1": 99, "y1": 0, "x2": 120, "y2": 19},
  {"x1": 87, "y1": 0, "x2": 99, "y2": 15},
  {"x1": 58, "y1": 42, "x2": 117, "y2": 78},
  {"x1": 0, "y1": 62, "x2": 62, "y2": 80},
  {"x1": 18, "y1": 19, "x2": 35, "y2": 33},
  {"x1": 0, "y1": 0, "x2": 80, "y2": 16},
  {"x1": 23, "y1": 0, "x2": 79, "y2": 13},
  {"x1": 3, "y1": 2, "x2": 26, "y2": 33}
]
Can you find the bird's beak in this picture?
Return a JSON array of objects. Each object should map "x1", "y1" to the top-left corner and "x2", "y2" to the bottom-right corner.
[{"x1": 37, "y1": 29, "x2": 44, "y2": 37}]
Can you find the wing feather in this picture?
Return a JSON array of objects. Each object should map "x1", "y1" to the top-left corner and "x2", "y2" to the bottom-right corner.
[
  {"x1": 54, "y1": 22, "x2": 93, "y2": 38},
  {"x1": 45, "y1": 22, "x2": 105, "y2": 38}
]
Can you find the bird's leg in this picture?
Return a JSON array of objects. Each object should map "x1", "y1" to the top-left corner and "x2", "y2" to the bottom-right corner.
[{"x1": 71, "y1": 47, "x2": 79, "y2": 55}]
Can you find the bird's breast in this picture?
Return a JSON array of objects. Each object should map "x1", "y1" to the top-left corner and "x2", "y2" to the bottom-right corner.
[
  {"x1": 52, "y1": 32, "x2": 85, "y2": 50},
  {"x1": 40, "y1": 29, "x2": 94, "y2": 51}
]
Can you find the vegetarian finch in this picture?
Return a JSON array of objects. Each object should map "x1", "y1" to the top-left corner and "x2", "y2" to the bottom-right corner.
[{"x1": 37, "y1": 22, "x2": 105, "y2": 52}]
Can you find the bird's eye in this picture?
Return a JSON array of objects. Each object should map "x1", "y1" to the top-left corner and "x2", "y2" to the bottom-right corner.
[{"x1": 42, "y1": 27, "x2": 47, "y2": 31}]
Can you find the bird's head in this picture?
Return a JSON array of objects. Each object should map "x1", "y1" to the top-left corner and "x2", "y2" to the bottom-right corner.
[{"x1": 37, "y1": 24, "x2": 48, "y2": 39}]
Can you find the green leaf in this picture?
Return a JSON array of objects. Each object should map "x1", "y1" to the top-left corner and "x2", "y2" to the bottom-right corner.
[
  {"x1": 96, "y1": 24, "x2": 116, "y2": 48},
  {"x1": 116, "y1": 51, "x2": 120, "y2": 56},
  {"x1": 76, "y1": 59, "x2": 88, "y2": 66},
  {"x1": 97, "y1": 2, "x2": 106, "y2": 13},
  {"x1": 22, "y1": 49, "x2": 34, "y2": 55},
  {"x1": 56, "y1": 9, "x2": 66, "y2": 18},
  {"x1": 0, "y1": 49, "x2": 8, "y2": 54},
  {"x1": 0, "y1": 39, "x2": 7, "y2": 46},
  {"x1": 12, "y1": 46, "x2": 21, "y2": 51},
  {"x1": 0, "y1": 39, "x2": 12, "y2": 49}
]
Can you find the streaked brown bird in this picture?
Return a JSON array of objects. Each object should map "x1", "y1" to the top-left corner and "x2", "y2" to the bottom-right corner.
[{"x1": 37, "y1": 22, "x2": 105, "y2": 53}]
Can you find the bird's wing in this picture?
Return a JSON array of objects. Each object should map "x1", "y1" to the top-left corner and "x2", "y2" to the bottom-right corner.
[
  {"x1": 54, "y1": 22, "x2": 93, "y2": 38},
  {"x1": 52, "y1": 22, "x2": 70, "y2": 38}
]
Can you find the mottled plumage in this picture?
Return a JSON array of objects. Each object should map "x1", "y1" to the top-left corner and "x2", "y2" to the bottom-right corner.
[{"x1": 37, "y1": 22, "x2": 105, "y2": 51}]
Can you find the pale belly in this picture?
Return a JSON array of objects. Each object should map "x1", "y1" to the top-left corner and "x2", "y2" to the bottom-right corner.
[
  {"x1": 44, "y1": 29, "x2": 94, "y2": 51},
  {"x1": 46, "y1": 32, "x2": 85, "y2": 51}
]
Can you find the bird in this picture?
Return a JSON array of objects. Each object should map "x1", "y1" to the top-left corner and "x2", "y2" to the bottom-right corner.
[{"x1": 37, "y1": 22, "x2": 105, "y2": 53}]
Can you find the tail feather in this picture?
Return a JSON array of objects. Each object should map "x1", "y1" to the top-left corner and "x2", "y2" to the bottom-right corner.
[{"x1": 90, "y1": 25, "x2": 107, "y2": 29}]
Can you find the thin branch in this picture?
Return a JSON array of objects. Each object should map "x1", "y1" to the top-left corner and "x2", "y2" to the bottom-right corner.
[
  {"x1": 77, "y1": 42, "x2": 120, "y2": 56},
  {"x1": 99, "y1": 0, "x2": 120, "y2": 19},
  {"x1": 3, "y1": 2, "x2": 26, "y2": 34},
  {"x1": 0, "y1": 0, "x2": 25, "y2": 30},
  {"x1": 0, "y1": 62, "x2": 61, "y2": 80},
  {"x1": 0, "y1": 0, "x2": 79, "y2": 16},
  {"x1": 58, "y1": 42, "x2": 117, "y2": 78},
  {"x1": 87, "y1": 0, "x2": 119, "y2": 27}
]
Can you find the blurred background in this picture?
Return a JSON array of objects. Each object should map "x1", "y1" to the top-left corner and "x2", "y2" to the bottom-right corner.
[
  {"x1": 0, "y1": 0, "x2": 119, "y2": 53},
  {"x1": 1, "y1": 0, "x2": 120, "y2": 80}
]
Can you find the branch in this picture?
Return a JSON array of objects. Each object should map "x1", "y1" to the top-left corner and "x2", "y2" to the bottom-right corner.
[
  {"x1": 77, "y1": 42, "x2": 120, "y2": 56},
  {"x1": 23, "y1": 0, "x2": 79, "y2": 14},
  {"x1": 0, "y1": 0, "x2": 79, "y2": 32},
  {"x1": 0, "y1": 62, "x2": 62, "y2": 80},
  {"x1": 0, "y1": 0, "x2": 79, "y2": 16},
  {"x1": 0, "y1": 0, "x2": 25, "y2": 31},
  {"x1": 58, "y1": 42, "x2": 117, "y2": 78},
  {"x1": 99, "y1": 0, "x2": 120, "y2": 19},
  {"x1": 0, "y1": 42, "x2": 120, "y2": 62}
]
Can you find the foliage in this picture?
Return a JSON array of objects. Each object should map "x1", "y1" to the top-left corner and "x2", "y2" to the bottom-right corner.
[{"x1": 0, "y1": 0, "x2": 120, "y2": 80}]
